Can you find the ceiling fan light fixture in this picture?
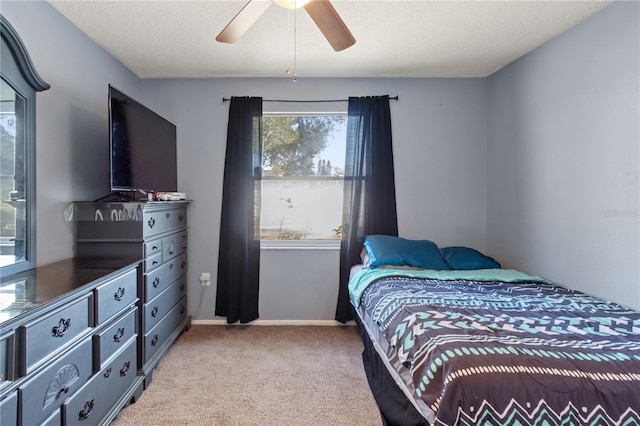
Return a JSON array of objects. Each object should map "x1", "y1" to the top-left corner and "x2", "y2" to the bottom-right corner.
[
  {"x1": 217, "y1": 0, "x2": 355, "y2": 52},
  {"x1": 272, "y1": 0, "x2": 311, "y2": 10}
]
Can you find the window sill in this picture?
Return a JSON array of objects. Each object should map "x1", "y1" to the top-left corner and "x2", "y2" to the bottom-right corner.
[{"x1": 260, "y1": 240, "x2": 340, "y2": 250}]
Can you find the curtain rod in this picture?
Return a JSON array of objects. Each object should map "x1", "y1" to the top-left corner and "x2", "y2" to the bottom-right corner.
[{"x1": 222, "y1": 95, "x2": 399, "y2": 103}]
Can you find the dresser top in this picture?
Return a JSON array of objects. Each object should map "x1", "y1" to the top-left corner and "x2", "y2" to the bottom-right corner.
[
  {"x1": 70, "y1": 200, "x2": 190, "y2": 222},
  {"x1": 0, "y1": 257, "x2": 140, "y2": 326}
]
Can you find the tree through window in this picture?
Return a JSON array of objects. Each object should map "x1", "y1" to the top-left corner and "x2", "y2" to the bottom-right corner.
[{"x1": 260, "y1": 114, "x2": 346, "y2": 241}]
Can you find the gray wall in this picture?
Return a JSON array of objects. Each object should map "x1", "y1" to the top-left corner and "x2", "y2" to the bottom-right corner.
[
  {"x1": 3, "y1": 1, "x2": 637, "y2": 320},
  {"x1": 139, "y1": 78, "x2": 488, "y2": 320},
  {"x1": 486, "y1": 1, "x2": 640, "y2": 310},
  {"x1": 1, "y1": 2, "x2": 141, "y2": 265}
]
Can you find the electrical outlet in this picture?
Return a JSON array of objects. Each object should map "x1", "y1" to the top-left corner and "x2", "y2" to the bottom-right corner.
[{"x1": 200, "y1": 272, "x2": 211, "y2": 286}]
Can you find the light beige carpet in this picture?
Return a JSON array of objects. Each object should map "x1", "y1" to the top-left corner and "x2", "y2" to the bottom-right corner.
[{"x1": 111, "y1": 325, "x2": 382, "y2": 425}]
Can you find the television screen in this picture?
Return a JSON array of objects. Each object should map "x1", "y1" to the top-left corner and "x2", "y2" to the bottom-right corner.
[{"x1": 109, "y1": 85, "x2": 177, "y2": 193}]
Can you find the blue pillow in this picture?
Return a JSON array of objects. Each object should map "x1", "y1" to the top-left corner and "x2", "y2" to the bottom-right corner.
[
  {"x1": 363, "y1": 235, "x2": 450, "y2": 270},
  {"x1": 440, "y1": 246, "x2": 501, "y2": 270}
]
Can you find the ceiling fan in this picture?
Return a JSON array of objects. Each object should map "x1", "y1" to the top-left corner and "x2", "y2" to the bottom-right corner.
[{"x1": 216, "y1": 0, "x2": 356, "y2": 52}]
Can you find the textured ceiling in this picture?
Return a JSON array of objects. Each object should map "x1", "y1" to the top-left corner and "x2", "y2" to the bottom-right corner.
[{"x1": 48, "y1": 0, "x2": 612, "y2": 79}]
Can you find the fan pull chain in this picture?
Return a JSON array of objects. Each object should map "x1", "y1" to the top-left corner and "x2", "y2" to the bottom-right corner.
[
  {"x1": 285, "y1": 5, "x2": 298, "y2": 82},
  {"x1": 293, "y1": 7, "x2": 298, "y2": 83},
  {"x1": 286, "y1": 8, "x2": 292, "y2": 75},
  {"x1": 295, "y1": 1, "x2": 298, "y2": 81}
]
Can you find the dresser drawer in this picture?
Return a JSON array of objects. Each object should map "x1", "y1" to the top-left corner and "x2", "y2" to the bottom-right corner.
[
  {"x1": 1, "y1": 330, "x2": 14, "y2": 387},
  {"x1": 142, "y1": 206, "x2": 187, "y2": 238},
  {"x1": 162, "y1": 229, "x2": 187, "y2": 263},
  {"x1": 93, "y1": 307, "x2": 137, "y2": 371},
  {"x1": 20, "y1": 294, "x2": 92, "y2": 374},
  {"x1": 145, "y1": 252, "x2": 163, "y2": 273},
  {"x1": 40, "y1": 408, "x2": 61, "y2": 426},
  {"x1": 0, "y1": 391, "x2": 17, "y2": 426},
  {"x1": 143, "y1": 276, "x2": 187, "y2": 332},
  {"x1": 63, "y1": 338, "x2": 136, "y2": 426},
  {"x1": 144, "y1": 253, "x2": 187, "y2": 302},
  {"x1": 94, "y1": 268, "x2": 138, "y2": 326},
  {"x1": 19, "y1": 338, "x2": 93, "y2": 426},
  {"x1": 144, "y1": 296, "x2": 187, "y2": 363},
  {"x1": 144, "y1": 237, "x2": 162, "y2": 258}
]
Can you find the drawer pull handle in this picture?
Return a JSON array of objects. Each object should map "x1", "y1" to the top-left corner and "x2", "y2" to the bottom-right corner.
[
  {"x1": 120, "y1": 360, "x2": 131, "y2": 377},
  {"x1": 151, "y1": 334, "x2": 159, "y2": 347},
  {"x1": 114, "y1": 327, "x2": 125, "y2": 342},
  {"x1": 104, "y1": 367, "x2": 112, "y2": 378},
  {"x1": 147, "y1": 217, "x2": 155, "y2": 228},
  {"x1": 114, "y1": 287, "x2": 126, "y2": 301},
  {"x1": 152, "y1": 245, "x2": 159, "y2": 250},
  {"x1": 79, "y1": 399, "x2": 94, "y2": 420},
  {"x1": 153, "y1": 277, "x2": 160, "y2": 288},
  {"x1": 60, "y1": 385, "x2": 70, "y2": 395},
  {"x1": 166, "y1": 213, "x2": 171, "y2": 219},
  {"x1": 151, "y1": 306, "x2": 158, "y2": 317},
  {"x1": 152, "y1": 260, "x2": 159, "y2": 265},
  {"x1": 169, "y1": 264, "x2": 174, "y2": 270},
  {"x1": 180, "y1": 283, "x2": 185, "y2": 292},
  {"x1": 181, "y1": 261, "x2": 186, "y2": 269},
  {"x1": 179, "y1": 214, "x2": 184, "y2": 222},
  {"x1": 52, "y1": 318, "x2": 71, "y2": 337},
  {"x1": 180, "y1": 306, "x2": 186, "y2": 314},
  {"x1": 169, "y1": 250, "x2": 174, "y2": 255}
]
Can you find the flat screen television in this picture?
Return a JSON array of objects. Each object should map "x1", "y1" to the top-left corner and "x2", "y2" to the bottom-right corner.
[{"x1": 109, "y1": 85, "x2": 177, "y2": 194}]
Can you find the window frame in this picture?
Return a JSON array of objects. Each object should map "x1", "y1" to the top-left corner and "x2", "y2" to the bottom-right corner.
[
  {"x1": 0, "y1": 16, "x2": 49, "y2": 276},
  {"x1": 260, "y1": 108, "x2": 347, "y2": 247}
]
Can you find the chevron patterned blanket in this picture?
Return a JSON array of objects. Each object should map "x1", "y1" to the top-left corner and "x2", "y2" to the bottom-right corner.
[{"x1": 352, "y1": 268, "x2": 640, "y2": 426}]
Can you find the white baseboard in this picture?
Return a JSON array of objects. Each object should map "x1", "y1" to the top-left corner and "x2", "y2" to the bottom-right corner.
[{"x1": 191, "y1": 319, "x2": 356, "y2": 326}]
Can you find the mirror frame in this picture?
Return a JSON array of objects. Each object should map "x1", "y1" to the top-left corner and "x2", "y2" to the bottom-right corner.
[{"x1": 1, "y1": 15, "x2": 49, "y2": 276}]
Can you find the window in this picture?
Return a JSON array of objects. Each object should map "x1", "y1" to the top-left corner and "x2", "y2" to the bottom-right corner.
[
  {"x1": 260, "y1": 113, "x2": 346, "y2": 241},
  {"x1": 1, "y1": 16, "x2": 49, "y2": 275},
  {"x1": 0, "y1": 79, "x2": 27, "y2": 268}
]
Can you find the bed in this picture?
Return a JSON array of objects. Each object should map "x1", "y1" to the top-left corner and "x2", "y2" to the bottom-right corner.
[{"x1": 349, "y1": 235, "x2": 640, "y2": 426}]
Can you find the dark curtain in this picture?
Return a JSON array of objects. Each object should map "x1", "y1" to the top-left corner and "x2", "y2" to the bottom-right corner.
[
  {"x1": 216, "y1": 97, "x2": 263, "y2": 324},
  {"x1": 336, "y1": 96, "x2": 398, "y2": 323}
]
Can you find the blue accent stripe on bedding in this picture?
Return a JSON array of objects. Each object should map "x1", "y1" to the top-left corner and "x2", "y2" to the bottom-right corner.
[{"x1": 349, "y1": 267, "x2": 550, "y2": 308}]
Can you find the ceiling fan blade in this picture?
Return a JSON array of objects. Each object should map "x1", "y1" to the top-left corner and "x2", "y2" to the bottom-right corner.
[
  {"x1": 303, "y1": 0, "x2": 355, "y2": 52},
  {"x1": 216, "y1": 0, "x2": 272, "y2": 43}
]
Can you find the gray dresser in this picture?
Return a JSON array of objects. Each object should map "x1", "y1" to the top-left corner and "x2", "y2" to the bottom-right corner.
[
  {"x1": 74, "y1": 201, "x2": 190, "y2": 387},
  {"x1": 0, "y1": 258, "x2": 143, "y2": 426}
]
